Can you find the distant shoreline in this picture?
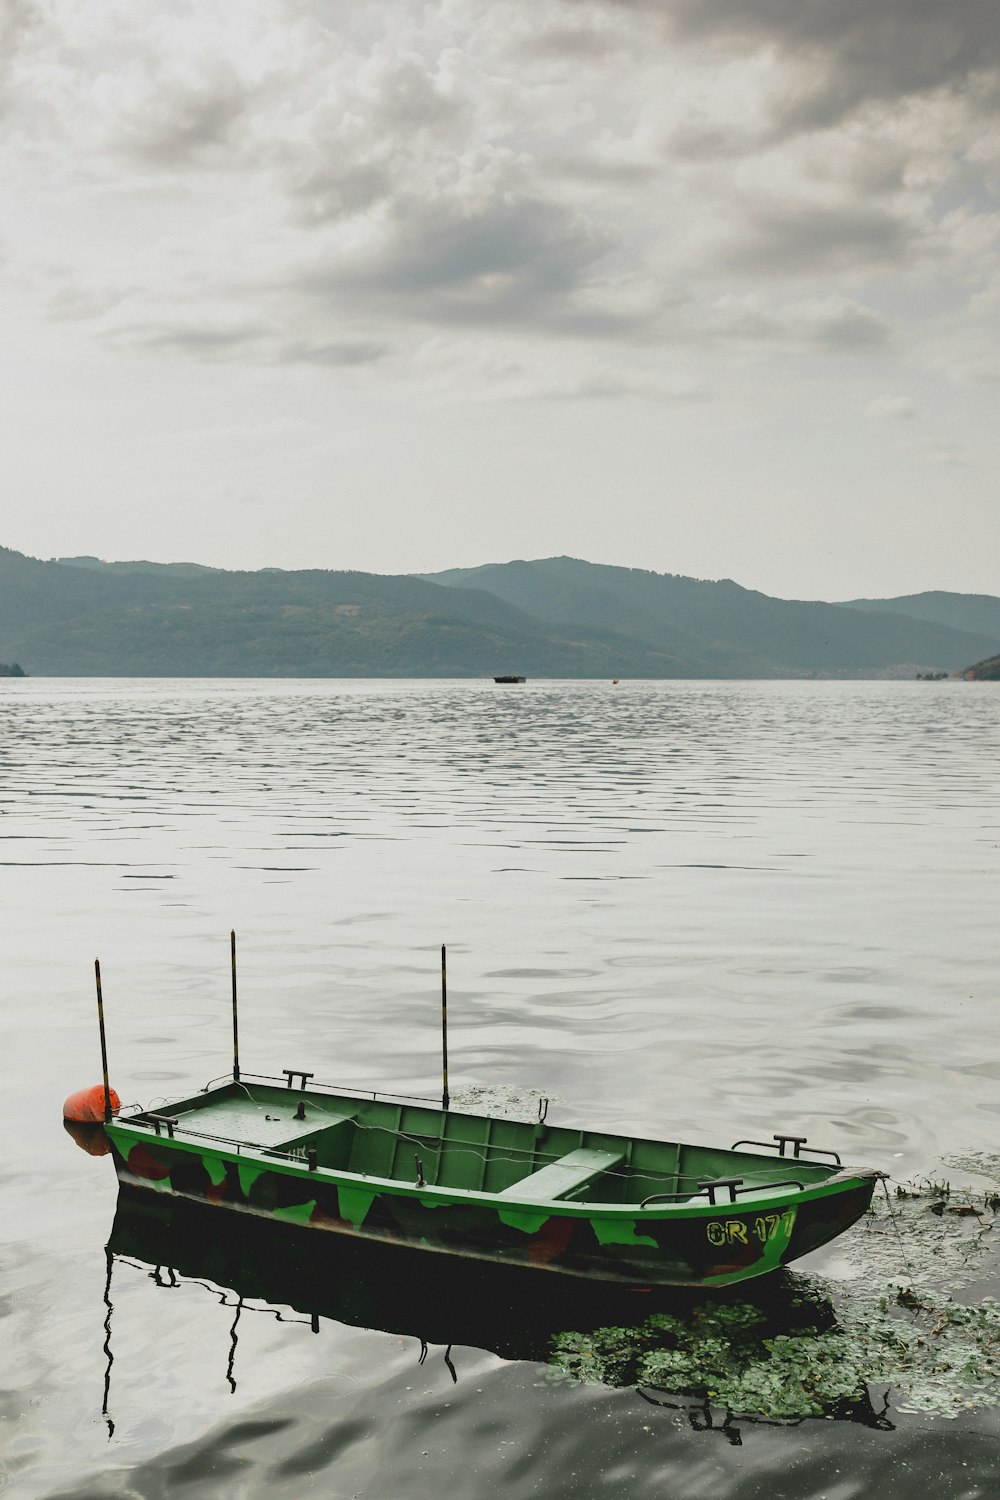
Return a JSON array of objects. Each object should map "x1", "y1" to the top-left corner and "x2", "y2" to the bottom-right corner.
[
  {"x1": 4, "y1": 672, "x2": 991, "y2": 684},
  {"x1": 3, "y1": 548, "x2": 999, "y2": 679}
]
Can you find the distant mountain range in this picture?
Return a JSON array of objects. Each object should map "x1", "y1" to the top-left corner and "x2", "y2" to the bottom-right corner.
[
  {"x1": 1, "y1": 546, "x2": 998, "y2": 678},
  {"x1": 841, "y1": 590, "x2": 1000, "y2": 642}
]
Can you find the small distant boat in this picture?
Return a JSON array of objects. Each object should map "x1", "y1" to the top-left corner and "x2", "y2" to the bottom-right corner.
[
  {"x1": 71, "y1": 942, "x2": 882, "y2": 1289},
  {"x1": 494, "y1": 675, "x2": 526, "y2": 684}
]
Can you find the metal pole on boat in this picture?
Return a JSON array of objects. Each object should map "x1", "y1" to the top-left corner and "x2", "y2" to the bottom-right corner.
[
  {"x1": 231, "y1": 929, "x2": 240, "y2": 1082},
  {"x1": 441, "y1": 943, "x2": 450, "y2": 1111},
  {"x1": 95, "y1": 959, "x2": 112, "y2": 1124}
]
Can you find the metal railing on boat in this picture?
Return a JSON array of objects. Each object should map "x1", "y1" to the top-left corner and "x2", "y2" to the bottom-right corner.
[
  {"x1": 641, "y1": 1177, "x2": 807, "y2": 1208},
  {"x1": 203, "y1": 1069, "x2": 440, "y2": 1104},
  {"x1": 201, "y1": 1070, "x2": 540, "y2": 1114}
]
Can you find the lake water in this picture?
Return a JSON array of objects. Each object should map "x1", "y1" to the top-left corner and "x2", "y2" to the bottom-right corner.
[{"x1": 3, "y1": 678, "x2": 999, "y2": 1497}]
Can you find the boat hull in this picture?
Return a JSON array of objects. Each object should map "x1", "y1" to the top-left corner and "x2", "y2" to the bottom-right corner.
[{"x1": 106, "y1": 1132, "x2": 877, "y2": 1288}]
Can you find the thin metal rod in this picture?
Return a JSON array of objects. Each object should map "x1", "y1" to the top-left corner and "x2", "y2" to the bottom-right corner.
[
  {"x1": 231, "y1": 930, "x2": 240, "y2": 1082},
  {"x1": 95, "y1": 959, "x2": 112, "y2": 1124},
  {"x1": 441, "y1": 943, "x2": 449, "y2": 1111}
]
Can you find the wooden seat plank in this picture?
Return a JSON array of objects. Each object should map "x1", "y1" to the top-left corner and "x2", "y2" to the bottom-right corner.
[{"x1": 498, "y1": 1146, "x2": 624, "y2": 1202}]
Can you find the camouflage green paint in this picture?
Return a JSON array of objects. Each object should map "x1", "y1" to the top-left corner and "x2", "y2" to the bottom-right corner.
[
  {"x1": 591, "y1": 1218, "x2": 659, "y2": 1249},
  {"x1": 104, "y1": 1113, "x2": 877, "y2": 1289},
  {"x1": 273, "y1": 1200, "x2": 318, "y2": 1226},
  {"x1": 337, "y1": 1185, "x2": 376, "y2": 1227},
  {"x1": 203, "y1": 1155, "x2": 227, "y2": 1187},
  {"x1": 497, "y1": 1207, "x2": 550, "y2": 1234},
  {"x1": 237, "y1": 1161, "x2": 265, "y2": 1198}
]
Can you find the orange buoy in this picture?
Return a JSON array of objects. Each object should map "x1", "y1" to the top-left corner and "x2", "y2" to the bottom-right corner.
[{"x1": 63, "y1": 1084, "x2": 120, "y2": 1123}]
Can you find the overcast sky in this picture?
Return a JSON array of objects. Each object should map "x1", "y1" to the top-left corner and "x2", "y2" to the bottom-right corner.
[{"x1": 3, "y1": 0, "x2": 999, "y2": 599}]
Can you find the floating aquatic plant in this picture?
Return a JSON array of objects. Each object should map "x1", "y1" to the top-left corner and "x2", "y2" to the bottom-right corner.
[
  {"x1": 550, "y1": 1176, "x2": 1000, "y2": 1420},
  {"x1": 551, "y1": 1302, "x2": 880, "y2": 1420}
]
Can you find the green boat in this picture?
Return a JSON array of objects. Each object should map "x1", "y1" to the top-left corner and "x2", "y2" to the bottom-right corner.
[
  {"x1": 101, "y1": 1076, "x2": 880, "y2": 1288},
  {"x1": 79, "y1": 942, "x2": 881, "y2": 1288}
]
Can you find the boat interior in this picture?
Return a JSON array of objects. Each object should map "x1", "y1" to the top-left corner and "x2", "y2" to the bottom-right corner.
[{"x1": 123, "y1": 1079, "x2": 838, "y2": 1207}]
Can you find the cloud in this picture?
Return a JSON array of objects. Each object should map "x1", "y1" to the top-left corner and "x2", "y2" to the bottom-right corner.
[
  {"x1": 698, "y1": 294, "x2": 891, "y2": 352},
  {"x1": 297, "y1": 186, "x2": 636, "y2": 336},
  {"x1": 1, "y1": 0, "x2": 995, "y2": 393},
  {"x1": 118, "y1": 64, "x2": 250, "y2": 168},
  {"x1": 868, "y1": 394, "x2": 917, "y2": 419},
  {"x1": 292, "y1": 161, "x2": 392, "y2": 225},
  {"x1": 716, "y1": 199, "x2": 918, "y2": 277},
  {"x1": 524, "y1": 369, "x2": 710, "y2": 401},
  {"x1": 282, "y1": 50, "x2": 469, "y2": 225},
  {"x1": 549, "y1": 154, "x2": 661, "y2": 186},
  {"x1": 515, "y1": 25, "x2": 623, "y2": 61},
  {"x1": 516, "y1": 369, "x2": 635, "y2": 400},
  {"x1": 46, "y1": 279, "x2": 129, "y2": 323},
  {"x1": 107, "y1": 322, "x2": 268, "y2": 359},
  {"x1": 920, "y1": 437, "x2": 967, "y2": 466},
  {"x1": 614, "y1": 0, "x2": 1000, "y2": 135},
  {"x1": 800, "y1": 298, "x2": 891, "y2": 348},
  {"x1": 104, "y1": 321, "x2": 393, "y2": 371},
  {"x1": 0, "y1": 0, "x2": 60, "y2": 136},
  {"x1": 367, "y1": 53, "x2": 466, "y2": 133},
  {"x1": 402, "y1": 337, "x2": 713, "y2": 402},
  {"x1": 0, "y1": 0, "x2": 40, "y2": 74},
  {"x1": 934, "y1": 342, "x2": 1000, "y2": 385},
  {"x1": 0, "y1": 8, "x2": 265, "y2": 171},
  {"x1": 278, "y1": 339, "x2": 391, "y2": 367},
  {"x1": 364, "y1": 195, "x2": 601, "y2": 297}
]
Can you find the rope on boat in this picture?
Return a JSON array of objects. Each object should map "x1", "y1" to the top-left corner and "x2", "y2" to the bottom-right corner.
[
  {"x1": 146, "y1": 1104, "x2": 817, "y2": 1194},
  {"x1": 130, "y1": 1078, "x2": 848, "y2": 1193},
  {"x1": 878, "y1": 1176, "x2": 915, "y2": 1282}
]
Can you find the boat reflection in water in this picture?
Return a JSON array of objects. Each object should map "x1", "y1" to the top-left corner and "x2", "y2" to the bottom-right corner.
[{"x1": 102, "y1": 1185, "x2": 895, "y2": 1443}]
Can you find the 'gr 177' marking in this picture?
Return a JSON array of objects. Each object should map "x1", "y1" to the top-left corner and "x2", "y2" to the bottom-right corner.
[{"x1": 706, "y1": 1213, "x2": 789, "y2": 1247}]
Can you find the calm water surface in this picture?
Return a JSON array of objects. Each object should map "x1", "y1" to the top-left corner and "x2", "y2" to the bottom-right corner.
[{"x1": 2, "y1": 678, "x2": 999, "y2": 1496}]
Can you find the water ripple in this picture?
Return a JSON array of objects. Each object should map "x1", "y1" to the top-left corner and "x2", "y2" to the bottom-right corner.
[{"x1": 3, "y1": 678, "x2": 1000, "y2": 1497}]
